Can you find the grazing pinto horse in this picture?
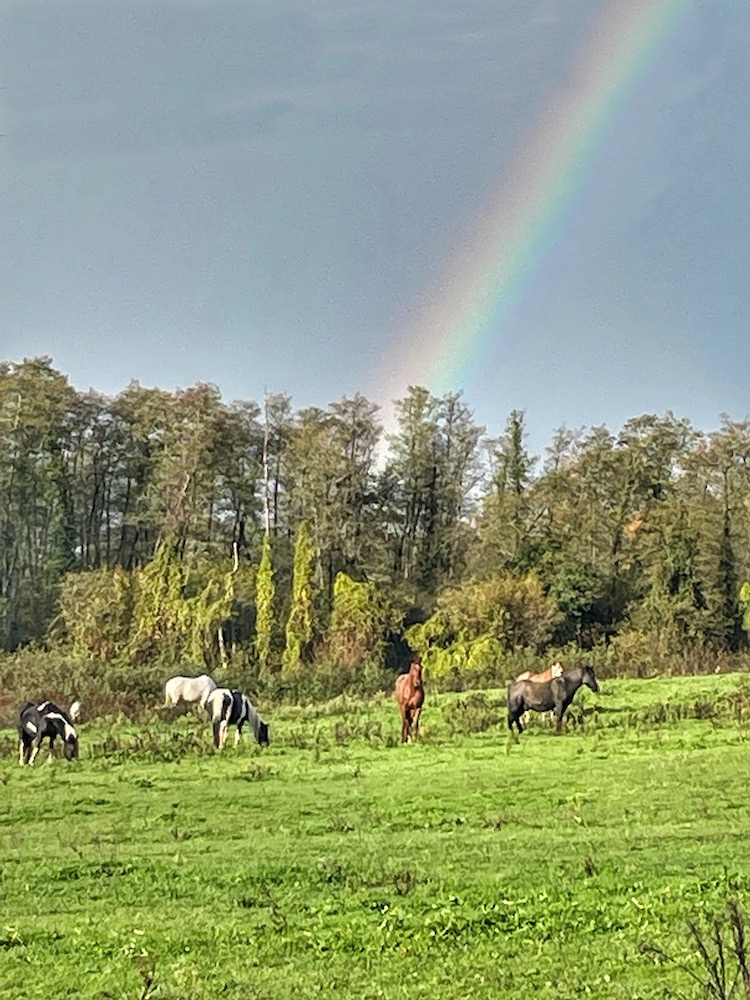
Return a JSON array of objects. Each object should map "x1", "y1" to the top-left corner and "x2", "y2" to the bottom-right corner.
[
  {"x1": 204, "y1": 688, "x2": 270, "y2": 750},
  {"x1": 515, "y1": 662, "x2": 564, "y2": 683},
  {"x1": 18, "y1": 701, "x2": 79, "y2": 765},
  {"x1": 164, "y1": 673, "x2": 217, "y2": 709},
  {"x1": 395, "y1": 657, "x2": 425, "y2": 743},
  {"x1": 507, "y1": 665, "x2": 599, "y2": 737}
]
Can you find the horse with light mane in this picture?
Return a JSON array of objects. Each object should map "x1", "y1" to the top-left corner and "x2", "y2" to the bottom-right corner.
[
  {"x1": 163, "y1": 674, "x2": 217, "y2": 709},
  {"x1": 395, "y1": 657, "x2": 425, "y2": 743},
  {"x1": 507, "y1": 665, "x2": 599, "y2": 738},
  {"x1": 204, "y1": 688, "x2": 270, "y2": 750},
  {"x1": 514, "y1": 663, "x2": 564, "y2": 725},
  {"x1": 515, "y1": 662, "x2": 564, "y2": 683}
]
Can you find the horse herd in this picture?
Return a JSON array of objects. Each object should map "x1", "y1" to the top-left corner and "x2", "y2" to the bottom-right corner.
[
  {"x1": 391, "y1": 656, "x2": 599, "y2": 743},
  {"x1": 16, "y1": 678, "x2": 270, "y2": 766},
  {"x1": 15, "y1": 659, "x2": 599, "y2": 764}
]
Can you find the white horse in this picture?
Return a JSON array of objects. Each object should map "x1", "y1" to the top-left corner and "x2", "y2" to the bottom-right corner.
[{"x1": 163, "y1": 674, "x2": 217, "y2": 709}]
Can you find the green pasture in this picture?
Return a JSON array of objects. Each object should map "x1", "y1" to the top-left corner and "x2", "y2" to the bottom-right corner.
[{"x1": 3, "y1": 673, "x2": 750, "y2": 999}]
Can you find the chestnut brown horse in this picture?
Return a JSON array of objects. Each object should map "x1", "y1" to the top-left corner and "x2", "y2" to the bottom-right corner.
[
  {"x1": 515, "y1": 662, "x2": 563, "y2": 683},
  {"x1": 395, "y1": 657, "x2": 424, "y2": 743}
]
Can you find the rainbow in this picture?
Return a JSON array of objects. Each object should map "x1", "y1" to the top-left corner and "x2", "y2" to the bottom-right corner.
[{"x1": 372, "y1": 0, "x2": 691, "y2": 432}]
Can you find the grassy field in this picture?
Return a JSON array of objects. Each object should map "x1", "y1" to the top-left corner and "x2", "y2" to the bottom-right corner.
[{"x1": 3, "y1": 673, "x2": 750, "y2": 999}]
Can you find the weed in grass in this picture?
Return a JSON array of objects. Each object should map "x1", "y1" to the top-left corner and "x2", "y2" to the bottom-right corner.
[
  {"x1": 0, "y1": 925, "x2": 25, "y2": 950},
  {"x1": 582, "y1": 854, "x2": 597, "y2": 877},
  {"x1": 481, "y1": 811, "x2": 510, "y2": 830},
  {"x1": 446, "y1": 693, "x2": 504, "y2": 736},
  {"x1": 641, "y1": 899, "x2": 750, "y2": 999},
  {"x1": 241, "y1": 762, "x2": 274, "y2": 782},
  {"x1": 326, "y1": 812, "x2": 356, "y2": 833},
  {"x1": 391, "y1": 868, "x2": 417, "y2": 896},
  {"x1": 259, "y1": 884, "x2": 289, "y2": 935},
  {"x1": 165, "y1": 801, "x2": 192, "y2": 841}
]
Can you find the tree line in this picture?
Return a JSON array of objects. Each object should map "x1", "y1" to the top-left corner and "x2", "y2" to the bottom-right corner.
[{"x1": 2, "y1": 356, "x2": 749, "y2": 693}]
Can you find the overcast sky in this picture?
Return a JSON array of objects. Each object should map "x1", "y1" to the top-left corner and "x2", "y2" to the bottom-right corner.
[{"x1": 1, "y1": 0, "x2": 747, "y2": 454}]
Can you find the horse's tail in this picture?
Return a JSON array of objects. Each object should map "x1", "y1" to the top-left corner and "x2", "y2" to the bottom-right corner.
[{"x1": 213, "y1": 718, "x2": 224, "y2": 749}]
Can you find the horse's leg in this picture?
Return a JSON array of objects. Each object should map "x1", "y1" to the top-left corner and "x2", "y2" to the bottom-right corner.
[
  {"x1": 219, "y1": 720, "x2": 229, "y2": 750},
  {"x1": 47, "y1": 736, "x2": 56, "y2": 763},
  {"x1": 18, "y1": 739, "x2": 25, "y2": 766},
  {"x1": 554, "y1": 698, "x2": 567, "y2": 733},
  {"x1": 401, "y1": 708, "x2": 411, "y2": 743},
  {"x1": 411, "y1": 706, "x2": 422, "y2": 741},
  {"x1": 234, "y1": 725, "x2": 242, "y2": 747},
  {"x1": 28, "y1": 738, "x2": 42, "y2": 766},
  {"x1": 508, "y1": 695, "x2": 524, "y2": 736}
]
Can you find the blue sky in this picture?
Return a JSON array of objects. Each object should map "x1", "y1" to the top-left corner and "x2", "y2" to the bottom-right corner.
[{"x1": 1, "y1": 0, "x2": 747, "y2": 456}]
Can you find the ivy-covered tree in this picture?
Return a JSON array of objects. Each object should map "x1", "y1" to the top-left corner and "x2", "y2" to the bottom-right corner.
[
  {"x1": 327, "y1": 572, "x2": 388, "y2": 670},
  {"x1": 282, "y1": 521, "x2": 318, "y2": 676}
]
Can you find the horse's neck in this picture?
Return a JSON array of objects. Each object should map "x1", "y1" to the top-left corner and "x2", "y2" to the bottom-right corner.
[{"x1": 566, "y1": 669, "x2": 584, "y2": 692}]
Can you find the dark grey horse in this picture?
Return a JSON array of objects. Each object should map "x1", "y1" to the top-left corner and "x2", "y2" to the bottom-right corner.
[{"x1": 507, "y1": 665, "x2": 599, "y2": 736}]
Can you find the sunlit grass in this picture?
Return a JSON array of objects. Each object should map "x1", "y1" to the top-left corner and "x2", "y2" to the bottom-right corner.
[{"x1": 2, "y1": 673, "x2": 750, "y2": 998}]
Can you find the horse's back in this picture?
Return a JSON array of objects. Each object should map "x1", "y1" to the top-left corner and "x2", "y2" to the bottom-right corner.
[
  {"x1": 205, "y1": 686, "x2": 232, "y2": 719},
  {"x1": 17, "y1": 701, "x2": 40, "y2": 736},
  {"x1": 165, "y1": 673, "x2": 216, "y2": 705},
  {"x1": 164, "y1": 676, "x2": 185, "y2": 703},
  {"x1": 515, "y1": 663, "x2": 563, "y2": 684}
]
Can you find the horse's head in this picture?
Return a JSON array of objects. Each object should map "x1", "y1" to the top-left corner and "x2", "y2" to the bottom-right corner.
[
  {"x1": 410, "y1": 658, "x2": 423, "y2": 686},
  {"x1": 582, "y1": 665, "x2": 599, "y2": 692},
  {"x1": 63, "y1": 734, "x2": 79, "y2": 761},
  {"x1": 551, "y1": 662, "x2": 564, "y2": 678}
]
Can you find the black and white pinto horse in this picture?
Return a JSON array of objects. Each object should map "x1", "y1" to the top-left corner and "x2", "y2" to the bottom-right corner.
[
  {"x1": 18, "y1": 701, "x2": 79, "y2": 765},
  {"x1": 507, "y1": 665, "x2": 600, "y2": 738},
  {"x1": 204, "y1": 688, "x2": 270, "y2": 750}
]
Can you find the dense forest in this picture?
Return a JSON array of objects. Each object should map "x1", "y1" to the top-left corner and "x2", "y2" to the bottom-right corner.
[{"x1": 2, "y1": 356, "x2": 750, "y2": 700}]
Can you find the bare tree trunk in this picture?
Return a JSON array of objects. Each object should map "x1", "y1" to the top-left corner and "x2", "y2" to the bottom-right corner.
[{"x1": 263, "y1": 394, "x2": 271, "y2": 536}]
